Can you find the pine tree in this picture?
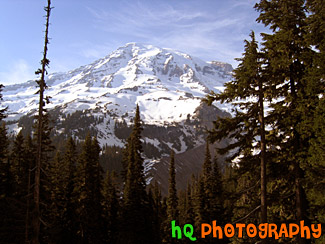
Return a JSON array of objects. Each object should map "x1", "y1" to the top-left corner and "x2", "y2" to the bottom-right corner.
[
  {"x1": 11, "y1": 131, "x2": 26, "y2": 190},
  {"x1": 303, "y1": 2, "x2": 325, "y2": 243},
  {"x1": 167, "y1": 150, "x2": 178, "y2": 222},
  {"x1": 165, "y1": 150, "x2": 179, "y2": 244},
  {"x1": 46, "y1": 138, "x2": 78, "y2": 244},
  {"x1": 102, "y1": 170, "x2": 119, "y2": 244},
  {"x1": 0, "y1": 123, "x2": 14, "y2": 242},
  {"x1": 194, "y1": 175, "x2": 205, "y2": 241},
  {"x1": 61, "y1": 137, "x2": 78, "y2": 243},
  {"x1": 23, "y1": 135, "x2": 36, "y2": 243},
  {"x1": 202, "y1": 143, "x2": 213, "y2": 224},
  {"x1": 73, "y1": 134, "x2": 105, "y2": 243},
  {"x1": 47, "y1": 151, "x2": 64, "y2": 242},
  {"x1": 8, "y1": 131, "x2": 30, "y2": 242},
  {"x1": 120, "y1": 104, "x2": 153, "y2": 244},
  {"x1": 147, "y1": 181, "x2": 164, "y2": 244},
  {"x1": 0, "y1": 84, "x2": 15, "y2": 241},
  {"x1": 255, "y1": 2, "x2": 315, "y2": 243},
  {"x1": 185, "y1": 181, "x2": 195, "y2": 227},
  {"x1": 147, "y1": 185, "x2": 162, "y2": 244},
  {"x1": 153, "y1": 181, "x2": 167, "y2": 244},
  {"x1": 205, "y1": 31, "x2": 269, "y2": 240}
]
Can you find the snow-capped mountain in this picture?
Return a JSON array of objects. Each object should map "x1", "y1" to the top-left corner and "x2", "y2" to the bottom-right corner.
[
  {"x1": 3, "y1": 43, "x2": 232, "y2": 189},
  {"x1": 5, "y1": 43, "x2": 231, "y2": 121}
]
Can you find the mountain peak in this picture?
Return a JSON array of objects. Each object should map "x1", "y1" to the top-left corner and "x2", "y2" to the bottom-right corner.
[{"x1": 4, "y1": 43, "x2": 232, "y2": 125}]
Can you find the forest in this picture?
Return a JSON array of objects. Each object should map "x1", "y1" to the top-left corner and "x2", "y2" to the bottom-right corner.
[{"x1": 0, "y1": 0, "x2": 324, "y2": 243}]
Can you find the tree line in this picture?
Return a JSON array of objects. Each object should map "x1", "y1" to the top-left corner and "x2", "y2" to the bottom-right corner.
[{"x1": 0, "y1": 103, "x2": 226, "y2": 244}]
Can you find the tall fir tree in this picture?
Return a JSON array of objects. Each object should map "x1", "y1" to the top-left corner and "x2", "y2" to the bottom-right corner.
[
  {"x1": 8, "y1": 131, "x2": 30, "y2": 243},
  {"x1": 255, "y1": 2, "x2": 317, "y2": 243},
  {"x1": 0, "y1": 86, "x2": 13, "y2": 242},
  {"x1": 165, "y1": 150, "x2": 179, "y2": 244},
  {"x1": 61, "y1": 136, "x2": 78, "y2": 243},
  {"x1": 23, "y1": 135, "x2": 36, "y2": 243},
  {"x1": 102, "y1": 170, "x2": 119, "y2": 244},
  {"x1": 151, "y1": 181, "x2": 164, "y2": 244},
  {"x1": 73, "y1": 134, "x2": 105, "y2": 243},
  {"x1": 46, "y1": 138, "x2": 79, "y2": 244},
  {"x1": 167, "y1": 150, "x2": 178, "y2": 222},
  {"x1": 120, "y1": 104, "x2": 154, "y2": 244},
  {"x1": 205, "y1": 31, "x2": 269, "y2": 243},
  {"x1": 304, "y1": 1, "x2": 325, "y2": 243}
]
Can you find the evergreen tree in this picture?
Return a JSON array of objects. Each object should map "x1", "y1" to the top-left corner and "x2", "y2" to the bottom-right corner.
[
  {"x1": 201, "y1": 143, "x2": 213, "y2": 226},
  {"x1": 33, "y1": 112, "x2": 55, "y2": 243},
  {"x1": 167, "y1": 150, "x2": 178, "y2": 222},
  {"x1": 304, "y1": 2, "x2": 325, "y2": 243},
  {"x1": 194, "y1": 175, "x2": 206, "y2": 241},
  {"x1": 61, "y1": 137, "x2": 78, "y2": 243},
  {"x1": 8, "y1": 131, "x2": 30, "y2": 243},
  {"x1": 23, "y1": 135, "x2": 36, "y2": 243},
  {"x1": 120, "y1": 104, "x2": 153, "y2": 244},
  {"x1": 0, "y1": 84, "x2": 15, "y2": 242},
  {"x1": 185, "y1": 181, "x2": 195, "y2": 228},
  {"x1": 47, "y1": 151, "x2": 65, "y2": 242},
  {"x1": 205, "y1": 31, "x2": 269, "y2": 243},
  {"x1": 165, "y1": 150, "x2": 179, "y2": 244},
  {"x1": 0, "y1": 123, "x2": 15, "y2": 243},
  {"x1": 73, "y1": 134, "x2": 105, "y2": 243},
  {"x1": 46, "y1": 137, "x2": 78, "y2": 244},
  {"x1": 102, "y1": 170, "x2": 119, "y2": 244},
  {"x1": 255, "y1": 2, "x2": 317, "y2": 243},
  {"x1": 194, "y1": 145, "x2": 228, "y2": 243},
  {"x1": 149, "y1": 181, "x2": 164, "y2": 244},
  {"x1": 11, "y1": 131, "x2": 26, "y2": 191}
]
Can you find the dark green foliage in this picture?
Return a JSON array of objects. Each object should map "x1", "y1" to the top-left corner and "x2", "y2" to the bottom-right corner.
[
  {"x1": 192, "y1": 145, "x2": 229, "y2": 243},
  {"x1": 73, "y1": 134, "x2": 105, "y2": 243},
  {"x1": 167, "y1": 150, "x2": 178, "y2": 222},
  {"x1": 203, "y1": 1, "x2": 324, "y2": 243},
  {"x1": 0, "y1": 124, "x2": 15, "y2": 243},
  {"x1": 102, "y1": 170, "x2": 119, "y2": 244},
  {"x1": 148, "y1": 182, "x2": 165, "y2": 244},
  {"x1": 120, "y1": 105, "x2": 154, "y2": 244},
  {"x1": 101, "y1": 145, "x2": 124, "y2": 174},
  {"x1": 164, "y1": 150, "x2": 180, "y2": 244},
  {"x1": 8, "y1": 132, "x2": 31, "y2": 243},
  {"x1": 254, "y1": 3, "x2": 323, "y2": 244},
  {"x1": 46, "y1": 137, "x2": 78, "y2": 243},
  {"x1": 205, "y1": 32, "x2": 268, "y2": 244},
  {"x1": 115, "y1": 119, "x2": 132, "y2": 139}
]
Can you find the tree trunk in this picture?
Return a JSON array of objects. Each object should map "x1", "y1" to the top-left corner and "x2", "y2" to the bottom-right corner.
[
  {"x1": 258, "y1": 79, "x2": 267, "y2": 243},
  {"x1": 31, "y1": 1, "x2": 51, "y2": 243}
]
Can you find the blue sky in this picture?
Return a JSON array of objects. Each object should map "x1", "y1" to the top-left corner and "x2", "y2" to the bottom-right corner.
[{"x1": 0, "y1": 0, "x2": 267, "y2": 85}]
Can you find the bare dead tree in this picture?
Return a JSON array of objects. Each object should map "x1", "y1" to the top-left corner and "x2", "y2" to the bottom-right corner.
[{"x1": 31, "y1": 1, "x2": 52, "y2": 243}]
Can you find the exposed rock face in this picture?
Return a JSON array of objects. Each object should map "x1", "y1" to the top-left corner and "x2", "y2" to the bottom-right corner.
[{"x1": 210, "y1": 61, "x2": 234, "y2": 73}]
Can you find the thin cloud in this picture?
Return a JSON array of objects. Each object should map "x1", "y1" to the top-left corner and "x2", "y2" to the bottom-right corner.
[
  {"x1": 0, "y1": 59, "x2": 35, "y2": 85},
  {"x1": 82, "y1": 0, "x2": 266, "y2": 68}
]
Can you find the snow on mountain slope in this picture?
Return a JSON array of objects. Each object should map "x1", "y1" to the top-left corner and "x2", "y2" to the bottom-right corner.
[
  {"x1": 3, "y1": 43, "x2": 233, "y2": 187},
  {"x1": 4, "y1": 43, "x2": 232, "y2": 125}
]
